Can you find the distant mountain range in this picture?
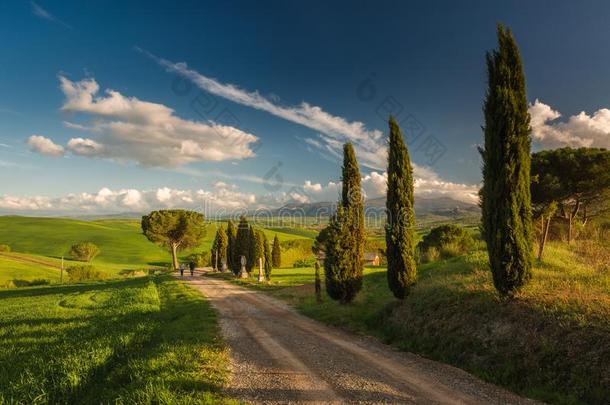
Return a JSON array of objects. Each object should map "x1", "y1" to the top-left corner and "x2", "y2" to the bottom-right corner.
[
  {"x1": 271, "y1": 196, "x2": 480, "y2": 225},
  {"x1": 1, "y1": 196, "x2": 479, "y2": 226}
]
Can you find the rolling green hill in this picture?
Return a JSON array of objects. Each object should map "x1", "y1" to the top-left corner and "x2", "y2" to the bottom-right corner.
[
  {"x1": 0, "y1": 216, "x2": 317, "y2": 282},
  {"x1": 0, "y1": 216, "x2": 170, "y2": 266}
]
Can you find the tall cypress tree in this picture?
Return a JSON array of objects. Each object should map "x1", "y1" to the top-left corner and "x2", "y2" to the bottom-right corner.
[
  {"x1": 235, "y1": 216, "x2": 250, "y2": 274},
  {"x1": 263, "y1": 233, "x2": 272, "y2": 280},
  {"x1": 226, "y1": 220, "x2": 237, "y2": 275},
  {"x1": 247, "y1": 225, "x2": 257, "y2": 272},
  {"x1": 480, "y1": 24, "x2": 533, "y2": 296},
  {"x1": 271, "y1": 234, "x2": 281, "y2": 268},
  {"x1": 214, "y1": 225, "x2": 228, "y2": 270},
  {"x1": 324, "y1": 143, "x2": 364, "y2": 303},
  {"x1": 385, "y1": 116, "x2": 417, "y2": 299}
]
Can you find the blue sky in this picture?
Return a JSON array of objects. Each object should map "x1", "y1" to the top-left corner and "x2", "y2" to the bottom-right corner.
[{"x1": 1, "y1": 1, "x2": 610, "y2": 214}]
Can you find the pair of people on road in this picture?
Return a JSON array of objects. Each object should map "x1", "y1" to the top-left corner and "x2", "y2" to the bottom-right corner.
[{"x1": 179, "y1": 262, "x2": 196, "y2": 277}]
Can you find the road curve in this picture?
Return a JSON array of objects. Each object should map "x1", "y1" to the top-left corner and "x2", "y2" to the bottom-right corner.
[{"x1": 184, "y1": 272, "x2": 538, "y2": 405}]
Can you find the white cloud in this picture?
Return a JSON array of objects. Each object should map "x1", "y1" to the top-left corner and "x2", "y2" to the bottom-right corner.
[
  {"x1": 141, "y1": 50, "x2": 386, "y2": 169},
  {"x1": 67, "y1": 137, "x2": 104, "y2": 156},
  {"x1": 294, "y1": 171, "x2": 479, "y2": 204},
  {"x1": 27, "y1": 135, "x2": 65, "y2": 156},
  {"x1": 54, "y1": 76, "x2": 259, "y2": 166},
  {"x1": 143, "y1": 50, "x2": 480, "y2": 202},
  {"x1": 529, "y1": 99, "x2": 610, "y2": 149},
  {"x1": 0, "y1": 183, "x2": 259, "y2": 215}
]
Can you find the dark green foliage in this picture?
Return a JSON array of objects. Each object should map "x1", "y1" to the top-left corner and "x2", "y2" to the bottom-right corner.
[
  {"x1": 323, "y1": 143, "x2": 364, "y2": 303},
  {"x1": 141, "y1": 210, "x2": 206, "y2": 270},
  {"x1": 385, "y1": 116, "x2": 417, "y2": 299},
  {"x1": 292, "y1": 258, "x2": 316, "y2": 268},
  {"x1": 314, "y1": 261, "x2": 322, "y2": 303},
  {"x1": 226, "y1": 221, "x2": 237, "y2": 274},
  {"x1": 480, "y1": 24, "x2": 533, "y2": 296},
  {"x1": 263, "y1": 234, "x2": 272, "y2": 280},
  {"x1": 417, "y1": 224, "x2": 474, "y2": 262},
  {"x1": 69, "y1": 242, "x2": 101, "y2": 262},
  {"x1": 187, "y1": 251, "x2": 210, "y2": 267},
  {"x1": 531, "y1": 147, "x2": 610, "y2": 243},
  {"x1": 247, "y1": 226, "x2": 257, "y2": 272},
  {"x1": 234, "y1": 216, "x2": 250, "y2": 274},
  {"x1": 211, "y1": 225, "x2": 228, "y2": 270},
  {"x1": 66, "y1": 265, "x2": 109, "y2": 282},
  {"x1": 272, "y1": 234, "x2": 281, "y2": 267}
]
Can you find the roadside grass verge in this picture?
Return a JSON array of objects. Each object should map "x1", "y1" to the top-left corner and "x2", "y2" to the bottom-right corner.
[
  {"x1": 227, "y1": 242, "x2": 610, "y2": 405},
  {"x1": 0, "y1": 275, "x2": 235, "y2": 404}
]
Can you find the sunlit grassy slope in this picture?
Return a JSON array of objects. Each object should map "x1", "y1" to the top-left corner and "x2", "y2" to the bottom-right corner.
[
  {"x1": 0, "y1": 254, "x2": 59, "y2": 285},
  {"x1": 0, "y1": 216, "x2": 313, "y2": 271},
  {"x1": 0, "y1": 276, "x2": 235, "y2": 404},
  {"x1": 229, "y1": 241, "x2": 610, "y2": 405}
]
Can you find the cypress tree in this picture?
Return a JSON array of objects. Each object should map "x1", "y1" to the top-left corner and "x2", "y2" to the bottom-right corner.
[
  {"x1": 214, "y1": 225, "x2": 228, "y2": 271},
  {"x1": 226, "y1": 220, "x2": 237, "y2": 275},
  {"x1": 385, "y1": 116, "x2": 417, "y2": 299},
  {"x1": 262, "y1": 232, "x2": 272, "y2": 280},
  {"x1": 323, "y1": 143, "x2": 364, "y2": 303},
  {"x1": 235, "y1": 216, "x2": 250, "y2": 274},
  {"x1": 247, "y1": 226, "x2": 257, "y2": 272},
  {"x1": 271, "y1": 234, "x2": 281, "y2": 268},
  {"x1": 480, "y1": 24, "x2": 533, "y2": 296}
]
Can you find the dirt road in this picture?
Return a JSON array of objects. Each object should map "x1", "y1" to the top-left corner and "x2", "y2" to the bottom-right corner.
[{"x1": 184, "y1": 273, "x2": 538, "y2": 404}]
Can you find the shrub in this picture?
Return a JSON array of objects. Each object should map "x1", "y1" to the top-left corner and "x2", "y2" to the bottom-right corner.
[
  {"x1": 293, "y1": 257, "x2": 316, "y2": 268},
  {"x1": 418, "y1": 225, "x2": 474, "y2": 263},
  {"x1": 69, "y1": 242, "x2": 101, "y2": 262},
  {"x1": 66, "y1": 265, "x2": 109, "y2": 282},
  {"x1": 0, "y1": 244, "x2": 10, "y2": 253},
  {"x1": 26, "y1": 278, "x2": 51, "y2": 286},
  {"x1": 187, "y1": 251, "x2": 210, "y2": 267}
]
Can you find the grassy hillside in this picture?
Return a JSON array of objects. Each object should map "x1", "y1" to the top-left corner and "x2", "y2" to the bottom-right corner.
[
  {"x1": 0, "y1": 216, "x2": 171, "y2": 266},
  {"x1": 0, "y1": 254, "x2": 59, "y2": 286},
  {"x1": 229, "y1": 241, "x2": 610, "y2": 405},
  {"x1": 0, "y1": 276, "x2": 235, "y2": 403}
]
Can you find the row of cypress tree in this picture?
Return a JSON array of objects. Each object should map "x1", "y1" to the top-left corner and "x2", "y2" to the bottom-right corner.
[
  {"x1": 320, "y1": 117, "x2": 417, "y2": 303},
  {"x1": 212, "y1": 216, "x2": 275, "y2": 280},
  {"x1": 321, "y1": 23, "x2": 533, "y2": 301}
]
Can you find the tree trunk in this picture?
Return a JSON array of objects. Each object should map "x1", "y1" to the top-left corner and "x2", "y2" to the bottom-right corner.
[
  {"x1": 171, "y1": 243, "x2": 179, "y2": 270},
  {"x1": 567, "y1": 200, "x2": 580, "y2": 244},
  {"x1": 538, "y1": 215, "x2": 552, "y2": 261}
]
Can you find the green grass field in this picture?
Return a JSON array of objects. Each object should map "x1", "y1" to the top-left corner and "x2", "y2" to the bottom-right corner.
[
  {"x1": 229, "y1": 241, "x2": 610, "y2": 405},
  {"x1": 0, "y1": 216, "x2": 316, "y2": 285},
  {"x1": 0, "y1": 275, "x2": 234, "y2": 404},
  {"x1": 0, "y1": 254, "x2": 59, "y2": 286}
]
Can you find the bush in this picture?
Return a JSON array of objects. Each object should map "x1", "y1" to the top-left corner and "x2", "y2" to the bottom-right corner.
[
  {"x1": 417, "y1": 224, "x2": 474, "y2": 263},
  {"x1": 26, "y1": 278, "x2": 51, "y2": 286},
  {"x1": 69, "y1": 242, "x2": 101, "y2": 262},
  {"x1": 293, "y1": 257, "x2": 316, "y2": 268},
  {"x1": 187, "y1": 251, "x2": 210, "y2": 267},
  {"x1": 66, "y1": 265, "x2": 109, "y2": 282},
  {"x1": 0, "y1": 244, "x2": 10, "y2": 253}
]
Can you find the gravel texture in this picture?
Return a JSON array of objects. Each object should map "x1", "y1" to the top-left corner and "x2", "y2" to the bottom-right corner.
[{"x1": 184, "y1": 272, "x2": 540, "y2": 405}]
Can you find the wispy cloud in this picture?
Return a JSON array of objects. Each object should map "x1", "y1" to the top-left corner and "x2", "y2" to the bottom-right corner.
[
  {"x1": 137, "y1": 48, "x2": 387, "y2": 170},
  {"x1": 0, "y1": 107, "x2": 23, "y2": 117},
  {"x1": 30, "y1": 1, "x2": 72, "y2": 29},
  {"x1": 141, "y1": 48, "x2": 480, "y2": 202}
]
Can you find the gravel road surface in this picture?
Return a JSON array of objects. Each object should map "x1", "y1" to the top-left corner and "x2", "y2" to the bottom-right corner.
[{"x1": 184, "y1": 272, "x2": 539, "y2": 405}]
